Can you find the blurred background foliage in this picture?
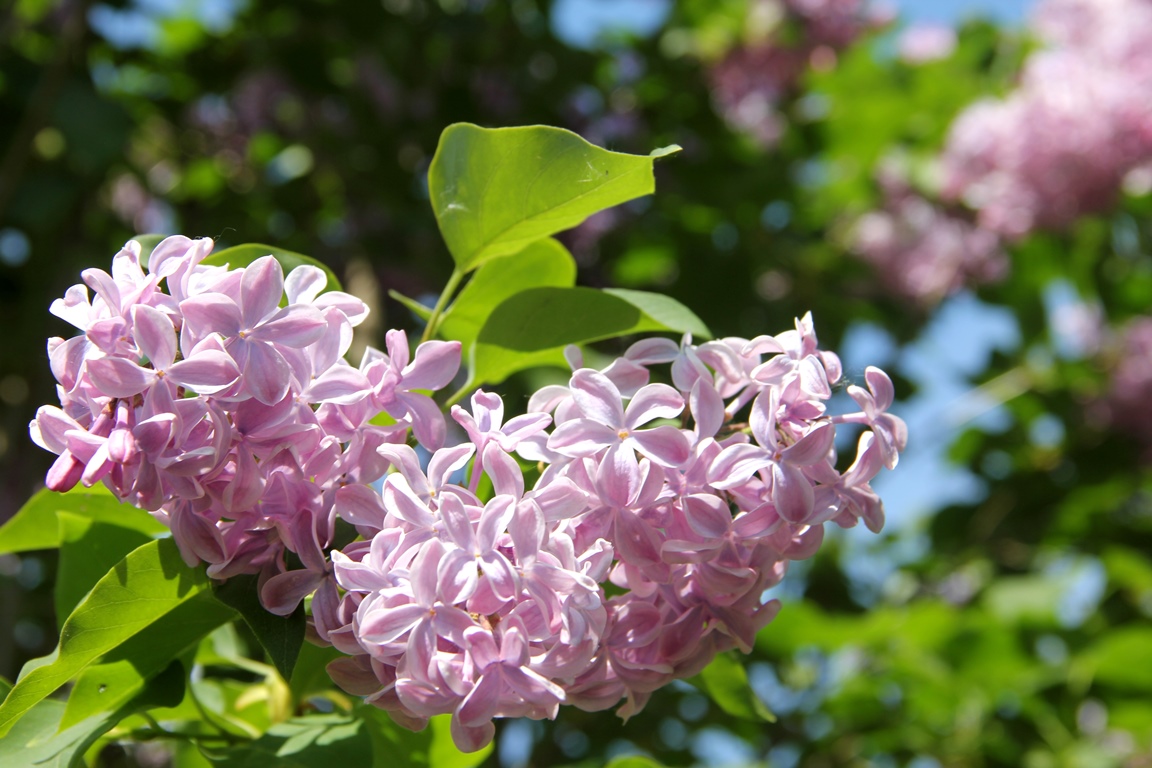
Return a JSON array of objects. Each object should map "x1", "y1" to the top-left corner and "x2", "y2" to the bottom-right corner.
[{"x1": 2, "y1": 0, "x2": 1152, "y2": 766}]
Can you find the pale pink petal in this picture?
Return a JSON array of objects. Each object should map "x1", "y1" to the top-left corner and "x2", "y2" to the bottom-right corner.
[
  {"x1": 359, "y1": 603, "x2": 428, "y2": 644},
  {"x1": 247, "y1": 305, "x2": 326, "y2": 346},
  {"x1": 438, "y1": 549, "x2": 478, "y2": 605},
  {"x1": 305, "y1": 366, "x2": 371, "y2": 404},
  {"x1": 438, "y1": 494, "x2": 477, "y2": 551},
  {"x1": 547, "y1": 419, "x2": 617, "y2": 456},
  {"x1": 690, "y1": 379, "x2": 725, "y2": 439},
  {"x1": 395, "y1": 391, "x2": 446, "y2": 450},
  {"x1": 569, "y1": 369, "x2": 625, "y2": 427},
  {"x1": 624, "y1": 337, "x2": 679, "y2": 364},
  {"x1": 335, "y1": 484, "x2": 388, "y2": 528},
  {"x1": 782, "y1": 423, "x2": 835, "y2": 466},
  {"x1": 596, "y1": 443, "x2": 640, "y2": 508},
  {"x1": 284, "y1": 264, "x2": 327, "y2": 304},
  {"x1": 179, "y1": 294, "x2": 243, "y2": 337},
  {"x1": 623, "y1": 383, "x2": 684, "y2": 428},
  {"x1": 315, "y1": 291, "x2": 370, "y2": 325},
  {"x1": 682, "y1": 494, "x2": 731, "y2": 538},
  {"x1": 87, "y1": 356, "x2": 155, "y2": 398},
  {"x1": 132, "y1": 305, "x2": 177, "y2": 370},
  {"x1": 241, "y1": 341, "x2": 292, "y2": 405},
  {"x1": 480, "y1": 446, "x2": 523, "y2": 503},
  {"x1": 479, "y1": 553, "x2": 519, "y2": 602},
  {"x1": 427, "y1": 443, "x2": 476, "y2": 489},
  {"x1": 402, "y1": 339, "x2": 462, "y2": 391},
  {"x1": 773, "y1": 462, "x2": 815, "y2": 524},
  {"x1": 628, "y1": 426, "x2": 691, "y2": 468},
  {"x1": 708, "y1": 443, "x2": 772, "y2": 489},
  {"x1": 240, "y1": 255, "x2": 284, "y2": 326},
  {"x1": 166, "y1": 350, "x2": 240, "y2": 394}
]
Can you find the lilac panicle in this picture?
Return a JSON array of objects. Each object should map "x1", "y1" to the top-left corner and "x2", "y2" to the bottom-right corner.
[{"x1": 34, "y1": 237, "x2": 905, "y2": 753}]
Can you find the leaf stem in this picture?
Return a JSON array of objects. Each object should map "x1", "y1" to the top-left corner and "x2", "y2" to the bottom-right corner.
[{"x1": 421, "y1": 267, "x2": 465, "y2": 344}]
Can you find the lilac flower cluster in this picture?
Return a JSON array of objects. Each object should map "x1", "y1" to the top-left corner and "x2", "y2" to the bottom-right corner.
[
  {"x1": 708, "y1": 0, "x2": 881, "y2": 146},
  {"x1": 30, "y1": 236, "x2": 456, "y2": 594},
  {"x1": 1100, "y1": 317, "x2": 1152, "y2": 451},
  {"x1": 939, "y1": 0, "x2": 1152, "y2": 238},
  {"x1": 32, "y1": 238, "x2": 905, "y2": 751},
  {"x1": 850, "y1": 173, "x2": 1008, "y2": 305},
  {"x1": 321, "y1": 321, "x2": 904, "y2": 750}
]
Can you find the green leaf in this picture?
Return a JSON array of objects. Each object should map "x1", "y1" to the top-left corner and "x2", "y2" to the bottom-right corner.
[
  {"x1": 288, "y1": 642, "x2": 344, "y2": 706},
  {"x1": 693, "y1": 651, "x2": 775, "y2": 722},
  {"x1": 1082, "y1": 628, "x2": 1152, "y2": 691},
  {"x1": 207, "y1": 713, "x2": 374, "y2": 768},
  {"x1": 0, "y1": 660, "x2": 185, "y2": 768},
  {"x1": 212, "y1": 574, "x2": 306, "y2": 680},
  {"x1": 0, "y1": 538, "x2": 232, "y2": 737},
  {"x1": 428, "y1": 123, "x2": 679, "y2": 272},
  {"x1": 356, "y1": 708, "x2": 491, "y2": 767},
  {"x1": 438, "y1": 237, "x2": 576, "y2": 350},
  {"x1": 470, "y1": 286, "x2": 709, "y2": 386},
  {"x1": 61, "y1": 656, "x2": 187, "y2": 730},
  {"x1": 603, "y1": 288, "x2": 712, "y2": 338},
  {"x1": 0, "y1": 485, "x2": 166, "y2": 555},
  {"x1": 54, "y1": 511, "x2": 156, "y2": 626},
  {"x1": 203, "y1": 243, "x2": 342, "y2": 293},
  {"x1": 604, "y1": 757, "x2": 669, "y2": 768},
  {"x1": 388, "y1": 289, "x2": 434, "y2": 322}
]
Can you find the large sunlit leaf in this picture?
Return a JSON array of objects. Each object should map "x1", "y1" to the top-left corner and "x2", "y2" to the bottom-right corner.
[
  {"x1": 0, "y1": 485, "x2": 165, "y2": 555},
  {"x1": 54, "y1": 511, "x2": 157, "y2": 626},
  {"x1": 0, "y1": 538, "x2": 232, "y2": 737},
  {"x1": 693, "y1": 651, "x2": 775, "y2": 722},
  {"x1": 203, "y1": 243, "x2": 342, "y2": 293},
  {"x1": 469, "y1": 286, "x2": 710, "y2": 386},
  {"x1": 428, "y1": 122, "x2": 679, "y2": 272},
  {"x1": 438, "y1": 237, "x2": 576, "y2": 350}
]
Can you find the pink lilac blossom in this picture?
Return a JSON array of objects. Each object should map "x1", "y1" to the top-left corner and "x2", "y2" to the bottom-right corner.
[
  {"x1": 708, "y1": 0, "x2": 881, "y2": 147},
  {"x1": 321, "y1": 314, "x2": 905, "y2": 750},
  {"x1": 33, "y1": 239, "x2": 906, "y2": 752},
  {"x1": 1101, "y1": 316, "x2": 1152, "y2": 448},
  {"x1": 850, "y1": 175, "x2": 1008, "y2": 304},
  {"x1": 939, "y1": 0, "x2": 1152, "y2": 238}
]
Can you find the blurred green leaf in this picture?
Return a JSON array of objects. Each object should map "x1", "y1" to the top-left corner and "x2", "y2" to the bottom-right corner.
[
  {"x1": 693, "y1": 651, "x2": 775, "y2": 722},
  {"x1": 428, "y1": 123, "x2": 678, "y2": 272},
  {"x1": 1082, "y1": 628, "x2": 1152, "y2": 691},
  {"x1": 206, "y1": 713, "x2": 373, "y2": 767},
  {"x1": 389, "y1": 289, "x2": 434, "y2": 322},
  {"x1": 604, "y1": 757, "x2": 669, "y2": 768}
]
